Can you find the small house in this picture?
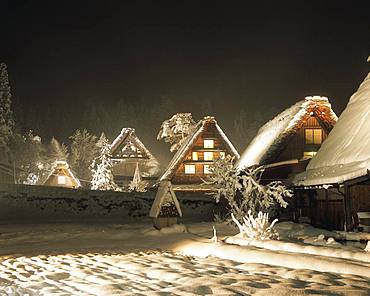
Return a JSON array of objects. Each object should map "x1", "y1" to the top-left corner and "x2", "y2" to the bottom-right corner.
[
  {"x1": 294, "y1": 73, "x2": 370, "y2": 231},
  {"x1": 159, "y1": 116, "x2": 240, "y2": 191},
  {"x1": 149, "y1": 180, "x2": 182, "y2": 229},
  {"x1": 43, "y1": 161, "x2": 81, "y2": 189},
  {"x1": 237, "y1": 96, "x2": 338, "y2": 184},
  {"x1": 110, "y1": 128, "x2": 161, "y2": 187}
]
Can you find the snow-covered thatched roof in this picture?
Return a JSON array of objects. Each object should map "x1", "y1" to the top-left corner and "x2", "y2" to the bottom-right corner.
[
  {"x1": 294, "y1": 73, "x2": 370, "y2": 187},
  {"x1": 44, "y1": 160, "x2": 81, "y2": 188},
  {"x1": 111, "y1": 128, "x2": 157, "y2": 160},
  {"x1": 237, "y1": 96, "x2": 338, "y2": 169},
  {"x1": 159, "y1": 116, "x2": 240, "y2": 182}
]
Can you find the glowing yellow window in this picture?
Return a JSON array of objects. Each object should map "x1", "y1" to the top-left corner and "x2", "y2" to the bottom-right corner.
[
  {"x1": 313, "y1": 129, "x2": 322, "y2": 144},
  {"x1": 204, "y1": 139, "x2": 214, "y2": 149},
  {"x1": 192, "y1": 152, "x2": 198, "y2": 160},
  {"x1": 219, "y1": 151, "x2": 225, "y2": 159},
  {"x1": 57, "y1": 175, "x2": 66, "y2": 185},
  {"x1": 184, "y1": 164, "x2": 196, "y2": 174},
  {"x1": 305, "y1": 129, "x2": 322, "y2": 144},
  {"x1": 303, "y1": 151, "x2": 317, "y2": 158},
  {"x1": 204, "y1": 151, "x2": 213, "y2": 161},
  {"x1": 204, "y1": 164, "x2": 212, "y2": 174}
]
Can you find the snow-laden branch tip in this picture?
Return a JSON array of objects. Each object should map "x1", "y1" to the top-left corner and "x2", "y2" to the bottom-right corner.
[
  {"x1": 157, "y1": 113, "x2": 196, "y2": 152},
  {"x1": 231, "y1": 211, "x2": 279, "y2": 240}
]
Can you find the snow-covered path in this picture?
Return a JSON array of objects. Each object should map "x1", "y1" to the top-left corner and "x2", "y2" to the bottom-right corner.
[
  {"x1": 0, "y1": 222, "x2": 369, "y2": 295},
  {"x1": 1, "y1": 251, "x2": 370, "y2": 296}
]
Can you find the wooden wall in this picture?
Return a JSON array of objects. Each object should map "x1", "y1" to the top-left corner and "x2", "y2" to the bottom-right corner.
[
  {"x1": 276, "y1": 116, "x2": 328, "y2": 163},
  {"x1": 172, "y1": 123, "x2": 235, "y2": 185},
  {"x1": 294, "y1": 185, "x2": 370, "y2": 231}
]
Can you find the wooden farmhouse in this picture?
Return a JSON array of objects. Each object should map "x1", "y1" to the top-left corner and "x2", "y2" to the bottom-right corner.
[
  {"x1": 43, "y1": 161, "x2": 81, "y2": 189},
  {"x1": 294, "y1": 73, "x2": 370, "y2": 231},
  {"x1": 159, "y1": 116, "x2": 240, "y2": 191},
  {"x1": 237, "y1": 96, "x2": 338, "y2": 185},
  {"x1": 110, "y1": 128, "x2": 161, "y2": 187}
]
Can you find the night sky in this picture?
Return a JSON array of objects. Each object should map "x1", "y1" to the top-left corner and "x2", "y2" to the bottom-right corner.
[{"x1": 1, "y1": 1, "x2": 369, "y2": 162}]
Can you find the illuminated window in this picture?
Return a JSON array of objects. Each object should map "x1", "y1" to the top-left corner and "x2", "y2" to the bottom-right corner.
[
  {"x1": 184, "y1": 164, "x2": 196, "y2": 174},
  {"x1": 204, "y1": 151, "x2": 213, "y2": 161},
  {"x1": 57, "y1": 175, "x2": 66, "y2": 185},
  {"x1": 219, "y1": 151, "x2": 225, "y2": 159},
  {"x1": 303, "y1": 151, "x2": 317, "y2": 158},
  {"x1": 192, "y1": 152, "x2": 198, "y2": 160},
  {"x1": 204, "y1": 164, "x2": 212, "y2": 174},
  {"x1": 204, "y1": 139, "x2": 214, "y2": 149},
  {"x1": 305, "y1": 129, "x2": 322, "y2": 144}
]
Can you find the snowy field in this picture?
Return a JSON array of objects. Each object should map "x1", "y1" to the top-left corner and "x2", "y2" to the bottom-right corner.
[{"x1": 0, "y1": 221, "x2": 369, "y2": 295}]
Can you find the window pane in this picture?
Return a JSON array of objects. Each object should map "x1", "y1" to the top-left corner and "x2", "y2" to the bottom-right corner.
[
  {"x1": 58, "y1": 175, "x2": 66, "y2": 184},
  {"x1": 303, "y1": 151, "x2": 317, "y2": 158},
  {"x1": 185, "y1": 164, "x2": 195, "y2": 174},
  {"x1": 204, "y1": 151, "x2": 213, "y2": 161},
  {"x1": 192, "y1": 152, "x2": 198, "y2": 160},
  {"x1": 204, "y1": 139, "x2": 214, "y2": 148},
  {"x1": 219, "y1": 151, "x2": 225, "y2": 159},
  {"x1": 305, "y1": 129, "x2": 313, "y2": 144},
  {"x1": 313, "y1": 129, "x2": 322, "y2": 144},
  {"x1": 204, "y1": 165, "x2": 212, "y2": 174}
]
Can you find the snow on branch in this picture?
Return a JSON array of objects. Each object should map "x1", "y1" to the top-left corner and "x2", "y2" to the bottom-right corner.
[
  {"x1": 204, "y1": 155, "x2": 292, "y2": 222},
  {"x1": 231, "y1": 211, "x2": 279, "y2": 240},
  {"x1": 157, "y1": 113, "x2": 196, "y2": 152}
]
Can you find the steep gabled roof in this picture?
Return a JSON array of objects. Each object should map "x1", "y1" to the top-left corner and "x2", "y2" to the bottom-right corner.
[
  {"x1": 294, "y1": 73, "x2": 370, "y2": 187},
  {"x1": 159, "y1": 116, "x2": 240, "y2": 182},
  {"x1": 44, "y1": 160, "x2": 81, "y2": 188},
  {"x1": 237, "y1": 96, "x2": 338, "y2": 170},
  {"x1": 111, "y1": 128, "x2": 156, "y2": 160},
  {"x1": 149, "y1": 180, "x2": 182, "y2": 218}
]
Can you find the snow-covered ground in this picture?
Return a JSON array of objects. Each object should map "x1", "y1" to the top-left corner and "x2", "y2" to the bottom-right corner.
[{"x1": 0, "y1": 221, "x2": 369, "y2": 295}]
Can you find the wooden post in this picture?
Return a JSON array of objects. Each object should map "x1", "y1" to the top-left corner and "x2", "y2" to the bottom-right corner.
[
  {"x1": 343, "y1": 184, "x2": 354, "y2": 231},
  {"x1": 325, "y1": 189, "x2": 329, "y2": 229}
]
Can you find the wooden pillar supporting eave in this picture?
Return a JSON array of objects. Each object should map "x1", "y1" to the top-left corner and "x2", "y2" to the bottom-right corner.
[{"x1": 343, "y1": 184, "x2": 354, "y2": 232}]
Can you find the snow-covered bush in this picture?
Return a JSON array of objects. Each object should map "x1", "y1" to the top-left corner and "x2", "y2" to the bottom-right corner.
[
  {"x1": 205, "y1": 155, "x2": 292, "y2": 221},
  {"x1": 157, "y1": 113, "x2": 196, "y2": 152},
  {"x1": 365, "y1": 241, "x2": 370, "y2": 253},
  {"x1": 90, "y1": 133, "x2": 119, "y2": 191},
  {"x1": 231, "y1": 211, "x2": 279, "y2": 240}
]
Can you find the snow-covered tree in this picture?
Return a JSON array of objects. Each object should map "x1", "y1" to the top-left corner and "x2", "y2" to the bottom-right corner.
[
  {"x1": 69, "y1": 129, "x2": 99, "y2": 183},
  {"x1": 0, "y1": 63, "x2": 15, "y2": 161},
  {"x1": 90, "y1": 133, "x2": 118, "y2": 191},
  {"x1": 128, "y1": 163, "x2": 148, "y2": 192},
  {"x1": 157, "y1": 113, "x2": 196, "y2": 152},
  {"x1": 204, "y1": 155, "x2": 292, "y2": 221},
  {"x1": 47, "y1": 137, "x2": 69, "y2": 163},
  {"x1": 11, "y1": 130, "x2": 47, "y2": 184}
]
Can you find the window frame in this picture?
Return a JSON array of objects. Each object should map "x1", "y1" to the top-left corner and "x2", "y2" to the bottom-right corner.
[
  {"x1": 184, "y1": 164, "x2": 196, "y2": 174},
  {"x1": 305, "y1": 128, "x2": 322, "y2": 145},
  {"x1": 203, "y1": 164, "x2": 212, "y2": 174},
  {"x1": 203, "y1": 151, "x2": 214, "y2": 161},
  {"x1": 203, "y1": 139, "x2": 214, "y2": 149},
  {"x1": 57, "y1": 175, "x2": 66, "y2": 185}
]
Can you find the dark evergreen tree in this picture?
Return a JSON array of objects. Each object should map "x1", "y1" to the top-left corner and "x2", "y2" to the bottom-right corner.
[
  {"x1": 0, "y1": 63, "x2": 15, "y2": 161},
  {"x1": 69, "y1": 129, "x2": 99, "y2": 182}
]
